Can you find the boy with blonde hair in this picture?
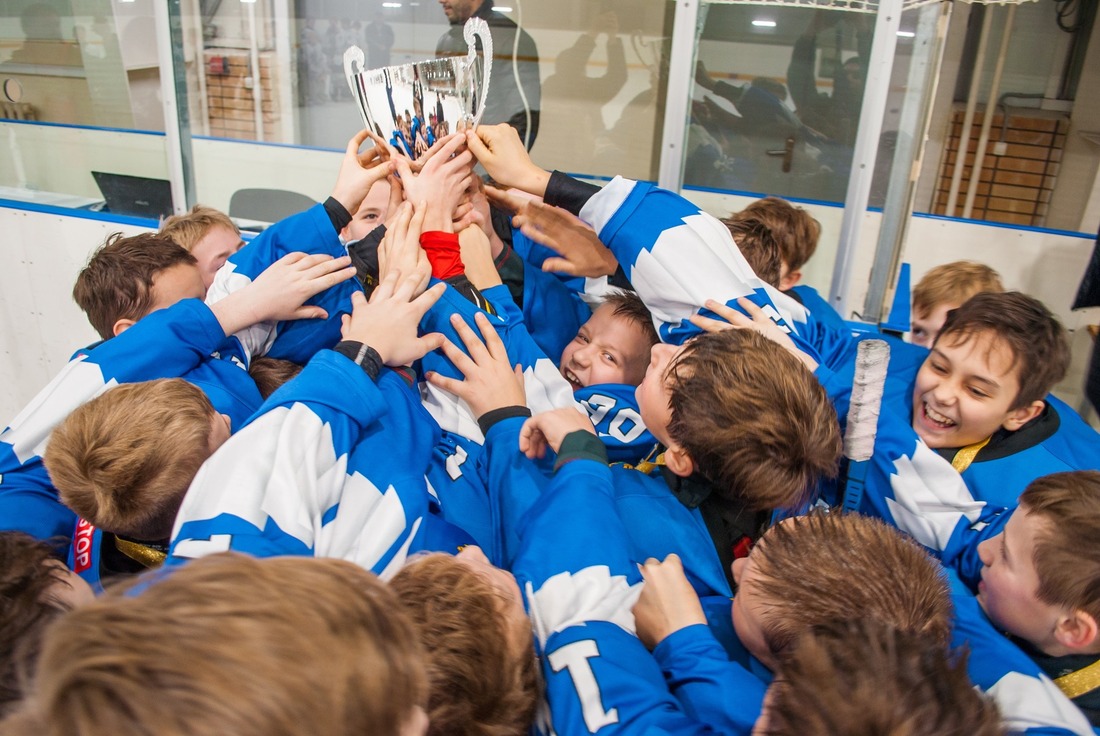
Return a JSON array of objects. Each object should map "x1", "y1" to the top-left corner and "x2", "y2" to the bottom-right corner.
[
  {"x1": 910, "y1": 260, "x2": 1003, "y2": 348},
  {"x1": 158, "y1": 204, "x2": 244, "y2": 289}
]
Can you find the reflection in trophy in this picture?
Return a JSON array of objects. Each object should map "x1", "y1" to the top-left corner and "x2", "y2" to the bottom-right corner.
[{"x1": 344, "y1": 18, "x2": 493, "y2": 159}]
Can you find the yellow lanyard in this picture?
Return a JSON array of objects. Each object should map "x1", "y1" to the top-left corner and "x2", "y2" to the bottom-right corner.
[
  {"x1": 618, "y1": 446, "x2": 666, "y2": 475},
  {"x1": 950, "y1": 436, "x2": 991, "y2": 473},
  {"x1": 1055, "y1": 658, "x2": 1100, "y2": 699},
  {"x1": 114, "y1": 537, "x2": 167, "y2": 568}
]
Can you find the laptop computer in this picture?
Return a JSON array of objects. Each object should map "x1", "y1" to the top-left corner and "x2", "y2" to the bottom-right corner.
[{"x1": 90, "y1": 171, "x2": 174, "y2": 220}]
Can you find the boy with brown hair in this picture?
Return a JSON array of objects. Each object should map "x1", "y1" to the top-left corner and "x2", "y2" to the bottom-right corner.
[
  {"x1": 3, "y1": 553, "x2": 429, "y2": 736},
  {"x1": 390, "y1": 552, "x2": 539, "y2": 736},
  {"x1": 72, "y1": 232, "x2": 205, "y2": 340},
  {"x1": 158, "y1": 204, "x2": 245, "y2": 289},
  {"x1": 728, "y1": 196, "x2": 820, "y2": 292},
  {"x1": 909, "y1": 291, "x2": 1098, "y2": 506},
  {"x1": 0, "y1": 248, "x2": 354, "y2": 581},
  {"x1": 759, "y1": 619, "x2": 1005, "y2": 736},
  {"x1": 0, "y1": 533, "x2": 94, "y2": 716},
  {"x1": 629, "y1": 512, "x2": 952, "y2": 733},
  {"x1": 910, "y1": 259, "x2": 1003, "y2": 348}
]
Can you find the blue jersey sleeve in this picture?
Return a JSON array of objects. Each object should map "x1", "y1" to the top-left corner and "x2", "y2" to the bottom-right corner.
[
  {"x1": 205, "y1": 203, "x2": 361, "y2": 364},
  {"x1": 577, "y1": 177, "x2": 819, "y2": 364},
  {"x1": 652, "y1": 624, "x2": 765, "y2": 735},
  {"x1": 168, "y1": 350, "x2": 392, "y2": 564},
  {"x1": 0, "y1": 299, "x2": 243, "y2": 546},
  {"x1": 513, "y1": 459, "x2": 719, "y2": 735}
]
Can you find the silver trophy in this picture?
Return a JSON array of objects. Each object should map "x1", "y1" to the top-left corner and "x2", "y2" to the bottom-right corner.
[{"x1": 344, "y1": 18, "x2": 493, "y2": 159}]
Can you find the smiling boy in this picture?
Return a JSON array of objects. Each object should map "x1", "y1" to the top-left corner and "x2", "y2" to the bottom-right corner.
[{"x1": 908, "y1": 291, "x2": 1099, "y2": 506}]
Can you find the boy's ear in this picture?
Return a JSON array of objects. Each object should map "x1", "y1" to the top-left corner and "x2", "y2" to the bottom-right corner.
[
  {"x1": 112, "y1": 318, "x2": 137, "y2": 336},
  {"x1": 779, "y1": 269, "x2": 802, "y2": 291},
  {"x1": 663, "y1": 442, "x2": 696, "y2": 478},
  {"x1": 1055, "y1": 609, "x2": 1099, "y2": 652},
  {"x1": 1001, "y1": 399, "x2": 1045, "y2": 432}
]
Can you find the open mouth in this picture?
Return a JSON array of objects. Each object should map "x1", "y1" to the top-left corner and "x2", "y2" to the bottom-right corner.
[
  {"x1": 561, "y1": 367, "x2": 583, "y2": 390},
  {"x1": 921, "y1": 401, "x2": 956, "y2": 429}
]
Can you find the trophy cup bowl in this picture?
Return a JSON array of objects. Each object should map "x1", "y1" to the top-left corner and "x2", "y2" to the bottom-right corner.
[{"x1": 344, "y1": 18, "x2": 493, "y2": 159}]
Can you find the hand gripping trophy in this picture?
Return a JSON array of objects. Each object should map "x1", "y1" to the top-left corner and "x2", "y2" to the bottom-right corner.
[{"x1": 344, "y1": 18, "x2": 492, "y2": 159}]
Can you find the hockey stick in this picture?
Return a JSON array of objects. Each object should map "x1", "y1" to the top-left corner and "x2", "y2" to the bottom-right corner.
[{"x1": 840, "y1": 338, "x2": 890, "y2": 513}]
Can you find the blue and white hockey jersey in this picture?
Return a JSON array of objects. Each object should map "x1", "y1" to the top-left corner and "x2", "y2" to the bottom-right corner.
[
  {"x1": 815, "y1": 366, "x2": 1096, "y2": 733},
  {"x1": 0, "y1": 299, "x2": 261, "y2": 553},
  {"x1": 206, "y1": 202, "x2": 360, "y2": 364},
  {"x1": 513, "y1": 454, "x2": 721, "y2": 735},
  {"x1": 168, "y1": 349, "x2": 472, "y2": 576}
]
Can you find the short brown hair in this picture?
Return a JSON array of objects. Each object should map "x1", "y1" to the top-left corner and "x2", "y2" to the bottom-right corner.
[
  {"x1": 763, "y1": 620, "x2": 1004, "y2": 736},
  {"x1": 729, "y1": 197, "x2": 821, "y2": 273},
  {"x1": 601, "y1": 290, "x2": 660, "y2": 347},
  {"x1": 1020, "y1": 471, "x2": 1100, "y2": 625},
  {"x1": 248, "y1": 356, "x2": 303, "y2": 399},
  {"x1": 912, "y1": 260, "x2": 1003, "y2": 318},
  {"x1": 390, "y1": 554, "x2": 539, "y2": 736},
  {"x1": 667, "y1": 330, "x2": 841, "y2": 511},
  {"x1": 936, "y1": 291, "x2": 1069, "y2": 409},
  {"x1": 73, "y1": 232, "x2": 197, "y2": 339},
  {"x1": 158, "y1": 204, "x2": 239, "y2": 252},
  {"x1": 752, "y1": 513, "x2": 952, "y2": 659},
  {"x1": 14, "y1": 553, "x2": 426, "y2": 736},
  {"x1": 0, "y1": 534, "x2": 73, "y2": 715},
  {"x1": 721, "y1": 216, "x2": 782, "y2": 287},
  {"x1": 44, "y1": 379, "x2": 215, "y2": 541}
]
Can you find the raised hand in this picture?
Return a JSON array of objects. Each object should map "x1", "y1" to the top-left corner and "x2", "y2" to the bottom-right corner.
[
  {"x1": 426, "y1": 311, "x2": 525, "y2": 419},
  {"x1": 506, "y1": 196, "x2": 619, "y2": 278},
  {"x1": 465, "y1": 124, "x2": 550, "y2": 197},
  {"x1": 378, "y1": 201, "x2": 431, "y2": 296},
  {"x1": 330, "y1": 128, "x2": 396, "y2": 215},
  {"x1": 393, "y1": 133, "x2": 474, "y2": 232},
  {"x1": 689, "y1": 297, "x2": 818, "y2": 371},
  {"x1": 340, "y1": 275, "x2": 447, "y2": 367}
]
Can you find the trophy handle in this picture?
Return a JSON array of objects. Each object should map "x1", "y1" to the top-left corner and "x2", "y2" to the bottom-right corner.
[
  {"x1": 343, "y1": 46, "x2": 371, "y2": 130},
  {"x1": 463, "y1": 18, "x2": 492, "y2": 127}
]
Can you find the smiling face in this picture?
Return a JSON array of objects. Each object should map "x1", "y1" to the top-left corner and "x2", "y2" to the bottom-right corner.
[
  {"x1": 911, "y1": 329, "x2": 1038, "y2": 449},
  {"x1": 559, "y1": 303, "x2": 653, "y2": 390},
  {"x1": 976, "y1": 507, "x2": 1068, "y2": 654}
]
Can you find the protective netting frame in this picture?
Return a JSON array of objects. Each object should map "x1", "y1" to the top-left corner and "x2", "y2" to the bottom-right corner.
[{"x1": 701, "y1": 0, "x2": 1037, "y2": 13}]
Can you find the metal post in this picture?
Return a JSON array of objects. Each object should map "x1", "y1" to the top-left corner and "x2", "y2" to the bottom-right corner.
[
  {"x1": 657, "y1": 0, "x2": 701, "y2": 191},
  {"x1": 862, "y1": 2, "x2": 950, "y2": 324},
  {"x1": 155, "y1": 0, "x2": 196, "y2": 213},
  {"x1": 828, "y1": 0, "x2": 903, "y2": 318}
]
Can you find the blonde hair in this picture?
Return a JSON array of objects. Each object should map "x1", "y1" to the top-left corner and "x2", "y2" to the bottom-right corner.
[
  {"x1": 12, "y1": 553, "x2": 427, "y2": 736},
  {"x1": 911, "y1": 261, "x2": 1003, "y2": 318},
  {"x1": 159, "y1": 205, "x2": 239, "y2": 253},
  {"x1": 44, "y1": 379, "x2": 215, "y2": 541}
]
